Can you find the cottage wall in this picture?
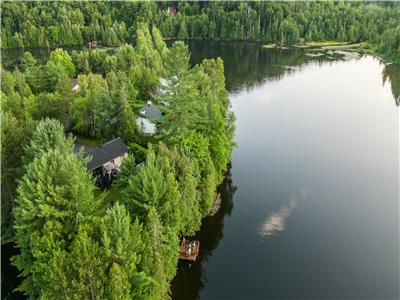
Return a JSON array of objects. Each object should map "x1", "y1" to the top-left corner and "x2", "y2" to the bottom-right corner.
[{"x1": 112, "y1": 153, "x2": 127, "y2": 167}]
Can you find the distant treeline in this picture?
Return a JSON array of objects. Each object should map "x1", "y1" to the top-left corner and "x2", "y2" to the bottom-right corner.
[{"x1": 1, "y1": 1, "x2": 399, "y2": 62}]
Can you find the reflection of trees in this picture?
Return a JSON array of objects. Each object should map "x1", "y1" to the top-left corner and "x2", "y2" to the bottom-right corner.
[
  {"x1": 189, "y1": 40, "x2": 400, "y2": 105},
  {"x1": 171, "y1": 164, "x2": 237, "y2": 300},
  {"x1": 189, "y1": 41, "x2": 333, "y2": 93},
  {"x1": 382, "y1": 63, "x2": 400, "y2": 106},
  {"x1": 2, "y1": 47, "x2": 51, "y2": 70}
]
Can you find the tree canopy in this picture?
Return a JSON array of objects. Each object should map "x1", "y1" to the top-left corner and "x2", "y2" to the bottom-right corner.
[
  {"x1": 3, "y1": 22, "x2": 235, "y2": 299},
  {"x1": 1, "y1": 1, "x2": 399, "y2": 62}
]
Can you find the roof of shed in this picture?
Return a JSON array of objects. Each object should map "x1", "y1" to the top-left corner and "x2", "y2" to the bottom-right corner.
[{"x1": 139, "y1": 101, "x2": 162, "y2": 121}]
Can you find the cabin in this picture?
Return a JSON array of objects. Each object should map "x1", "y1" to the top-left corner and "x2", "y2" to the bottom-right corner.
[
  {"x1": 75, "y1": 137, "x2": 129, "y2": 188},
  {"x1": 136, "y1": 101, "x2": 163, "y2": 135}
]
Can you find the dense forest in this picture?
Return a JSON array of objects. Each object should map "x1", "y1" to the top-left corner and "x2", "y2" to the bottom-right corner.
[
  {"x1": 1, "y1": 22, "x2": 234, "y2": 298},
  {"x1": 1, "y1": 1, "x2": 399, "y2": 63}
]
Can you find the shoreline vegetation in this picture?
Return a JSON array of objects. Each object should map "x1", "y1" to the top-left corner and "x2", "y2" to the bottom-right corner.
[
  {"x1": 1, "y1": 2, "x2": 399, "y2": 64},
  {"x1": 262, "y1": 41, "x2": 396, "y2": 65},
  {"x1": 2, "y1": 20, "x2": 235, "y2": 299}
]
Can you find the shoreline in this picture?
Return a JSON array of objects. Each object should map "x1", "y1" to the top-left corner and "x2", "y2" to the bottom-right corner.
[{"x1": 262, "y1": 41, "x2": 396, "y2": 65}]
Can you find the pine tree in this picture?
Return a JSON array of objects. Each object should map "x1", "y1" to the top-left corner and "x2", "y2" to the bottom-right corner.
[{"x1": 12, "y1": 146, "x2": 99, "y2": 297}]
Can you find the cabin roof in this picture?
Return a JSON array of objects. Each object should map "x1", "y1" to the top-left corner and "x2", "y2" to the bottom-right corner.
[
  {"x1": 139, "y1": 101, "x2": 162, "y2": 121},
  {"x1": 85, "y1": 137, "x2": 128, "y2": 171},
  {"x1": 136, "y1": 116, "x2": 157, "y2": 135}
]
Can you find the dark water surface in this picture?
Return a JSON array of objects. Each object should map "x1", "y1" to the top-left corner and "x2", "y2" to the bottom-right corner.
[
  {"x1": 2, "y1": 42, "x2": 399, "y2": 300},
  {"x1": 171, "y1": 41, "x2": 399, "y2": 300}
]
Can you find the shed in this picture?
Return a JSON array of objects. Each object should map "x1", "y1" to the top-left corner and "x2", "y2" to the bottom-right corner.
[{"x1": 139, "y1": 101, "x2": 162, "y2": 122}]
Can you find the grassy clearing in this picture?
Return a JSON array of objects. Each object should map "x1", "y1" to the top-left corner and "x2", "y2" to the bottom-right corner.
[
  {"x1": 262, "y1": 41, "x2": 366, "y2": 51},
  {"x1": 75, "y1": 135, "x2": 102, "y2": 147},
  {"x1": 262, "y1": 43, "x2": 278, "y2": 49},
  {"x1": 318, "y1": 43, "x2": 364, "y2": 50},
  {"x1": 302, "y1": 41, "x2": 349, "y2": 47}
]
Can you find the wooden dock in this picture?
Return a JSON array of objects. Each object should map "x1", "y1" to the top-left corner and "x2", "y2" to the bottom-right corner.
[{"x1": 179, "y1": 240, "x2": 200, "y2": 261}]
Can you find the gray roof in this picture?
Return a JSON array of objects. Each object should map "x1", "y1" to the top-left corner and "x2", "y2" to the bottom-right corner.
[
  {"x1": 85, "y1": 137, "x2": 128, "y2": 171},
  {"x1": 139, "y1": 101, "x2": 162, "y2": 121}
]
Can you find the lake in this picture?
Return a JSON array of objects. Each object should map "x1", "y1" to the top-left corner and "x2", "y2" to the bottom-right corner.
[
  {"x1": 2, "y1": 42, "x2": 399, "y2": 300},
  {"x1": 171, "y1": 41, "x2": 399, "y2": 300}
]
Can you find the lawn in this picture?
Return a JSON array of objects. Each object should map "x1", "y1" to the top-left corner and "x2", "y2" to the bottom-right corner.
[{"x1": 75, "y1": 135, "x2": 102, "y2": 147}]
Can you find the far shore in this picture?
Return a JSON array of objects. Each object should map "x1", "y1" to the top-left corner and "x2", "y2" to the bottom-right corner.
[{"x1": 262, "y1": 41, "x2": 396, "y2": 65}]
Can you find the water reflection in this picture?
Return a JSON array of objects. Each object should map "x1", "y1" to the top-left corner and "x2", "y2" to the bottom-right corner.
[
  {"x1": 258, "y1": 198, "x2": 298, "y2": 237},
  {"x1": 382, "y1": 63, "x2": 400, "y2": 105},
  {"x1": 188, "y1": 41, "x2": 399, "y2": 105},
  {"x1": 170, "y1": 165, "x2": 237, "y2": 300}
]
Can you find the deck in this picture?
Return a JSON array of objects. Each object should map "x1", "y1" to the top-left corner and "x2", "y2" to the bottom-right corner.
[{"x1": 179, "y1": 240, "x2": 200, "y2": 261}]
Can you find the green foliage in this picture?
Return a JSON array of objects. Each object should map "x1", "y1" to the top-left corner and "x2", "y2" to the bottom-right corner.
[
  {"x1": 164, "y1": 41, "x2": 190, "y2": 77},
  {"x1": 6, "y1": 22, "x2": 235, "y2": 300},
  {"x1": 21, "y1": 52, "x2": 37, "y2": 70},
  {"x1": 0, "y1": 111, "x2": 35, "y2": 240},
  {"x1": 2, "y1": 2, "x2": 399, "y2": 62},
  {"x1": 42, "y1": 60, "x2": 69, "y2": 93},
  {"x1": 22, "y1": 118, "x2": 73, "y2": 166},
  {"x1": 12, "y1": 138, "x2": 99, "y2": 297},
  {"x1": 100, "y1": 204, "x2": 151, "y2": 299},
  {"x1": 50, "y1": 48, "x2": 75, "y2": 77}
]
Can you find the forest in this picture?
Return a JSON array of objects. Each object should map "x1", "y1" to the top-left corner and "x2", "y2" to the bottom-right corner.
[
  {"x1": 1, "y1": 1, "x2": 399, "y2": 63},
  {"x1": 1, "y1": 22, "x2": 234, "y2": 298}
]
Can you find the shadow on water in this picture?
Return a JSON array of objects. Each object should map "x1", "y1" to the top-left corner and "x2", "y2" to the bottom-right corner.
[
  {"x1": 170, "y1": 165, "x2": 237, "y2": 300},
  {"x1": 1, "y1": 243, "x2": 24, "y2": 300}
]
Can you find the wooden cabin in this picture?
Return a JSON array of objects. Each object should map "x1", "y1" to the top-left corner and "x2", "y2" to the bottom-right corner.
[
  {"x1": 179, "y1": 240, "x2": 200, "y2": 261},
  {"x1": 75, "y1": 137, "x2": 129, "y2": 188}
]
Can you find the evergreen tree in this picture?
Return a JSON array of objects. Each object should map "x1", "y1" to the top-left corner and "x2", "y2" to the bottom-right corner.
[
  {"x1": 12, "y1": 143, "x2": 99, "y2": 297},
  {"x1": 49, "y1": 48, "x2": 76, "y2": 77}
]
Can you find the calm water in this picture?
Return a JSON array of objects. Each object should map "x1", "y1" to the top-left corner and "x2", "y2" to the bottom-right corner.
[
  {"x1": 2, "y1": 43, "x2": 399, "y2": 300},
  {"x1": 171, "y1": 41, "x2": 399, "y2": 300}
]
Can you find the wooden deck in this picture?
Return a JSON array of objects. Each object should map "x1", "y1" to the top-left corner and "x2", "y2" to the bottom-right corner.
[{"x1": 179, "y1": 240, "x2": 200, "y2": 261}]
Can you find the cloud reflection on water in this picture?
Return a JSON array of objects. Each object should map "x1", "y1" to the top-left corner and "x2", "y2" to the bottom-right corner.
[{"x1": 258, "y1": 198, "x2": 298, "y2": 237}]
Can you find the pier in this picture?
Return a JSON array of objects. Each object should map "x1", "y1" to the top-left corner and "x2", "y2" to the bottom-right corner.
[{"x1": 179, "y1": 240, "x2": 200, "y2": 261}]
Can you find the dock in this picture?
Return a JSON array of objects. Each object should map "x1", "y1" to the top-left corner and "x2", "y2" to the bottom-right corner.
[{"x1": 179, "y1": 240, "x2": 200, "y2": 261}]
